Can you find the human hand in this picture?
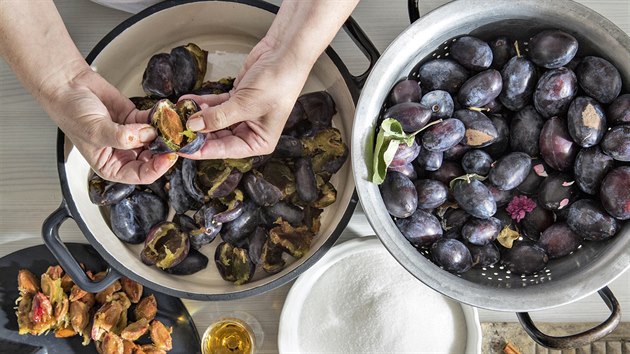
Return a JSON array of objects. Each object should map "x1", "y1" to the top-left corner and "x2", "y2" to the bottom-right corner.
[
  {"x1": 44, "y1": 68, "x2": 177, "y2": 184},
  {"x1": 178, "y1": 36, "x2": 313, "y2": 159}
]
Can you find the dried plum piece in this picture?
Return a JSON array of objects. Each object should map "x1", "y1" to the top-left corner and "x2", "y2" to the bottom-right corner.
[
  {"x1": 274, "y1": 135, "x2": 305, "y2": 158},
  {"x1": 88, "y1": 174, "x2": 136, "y2": 206},
  {"x1": 265, "y1": 201, "x2": 304, "y2": 226},
  {"x1": 221, "y1": 200, "x2": 261, "y2": 244},
  {"x1": 150, "y1": 320, "x2": 173, "y2": 351},
  {"x1": 145, "y1": 176, "x2": 168, "y2": 201},
  {"x1": 284, "y1": 100, "x2": 306, "y2": 133},
  {"x1": 167, "y1": 164, "x2": 197, "y2": 214},
  {"x1": 91, "y1": 300, "x2": 124, "y2": 341},
  {"x1": 110, "y1": 191, "x2": 168, "y2": 244},
  {"x1": 130, "y1": 96, "x2": 159, "y2": 110},
  {"x1": 312, "y1": 182, "x2": 337, "y2": 209},
  {"x1": 100, "y1": 332, "x2": 125, "y2": 354},
  {"x1": 69, "y1": 301, "x2": 90, "y2": 337},
  {"x1": 140, "y1": 222, "x2": 190, "y2": 270},
  {"x1": 215, "y1": 242, "x2": 255, "y2": 285},
  {"x1": 214, "y1": 189, "x2": 245, "y2": 224},
  {"x1": 142, "y1": 43, "x2": 207, "y2": 99},
  {"x1": 181, "y1": 158, "x2": 206, "y2": 204},
  {"x1": 134, "y1": 294, "x2": 157, "y2": 322},
  {"x1": 121, "y1": 318, "x2": 150, "y2": 341},
  {"x1": 262, "y1": 160, "x2": 296, "y2": 199},
  {"x1": 162, "y1": 249, "x2": 209, "y2": 275},
  {"x1": 242, "y1": 171, "x2": 283, "y2": 206},
  {"x1": 294, "y1": 157, "x2": 318, "y2": 203},
  {"x1": 247, "y1": 227, "x2": 267, "y2": 266},
  {"x1": 149, "y1": 99, "x2": 206, "y2": 154},
  {"x1": 261, "y1": 238, "x2": 286, "y2": 274},
  {"x1": 312, "y1": 142, "x2": 349, "y2": 177},
  {"x1": 197, "y1": 159, "x2": 251, "y2": 198},
  {"x1": 302, "y1": 128, "x2": 346, "y2": 158},
  {"x1": 299, "y1": 91, "x2": 337, "y2": 133},
  {"x1": 18, "y1": 269, "x2": 40, "y2": 296},
  {"x1": 170, "y1": 45, "x2": 202, "y2": 97},
  {"x1": 120, "y1": 278, "x2": 143, "y2": 304},
  {"x1": 142, "y1": 53, "x2": 174, "y2": 98},
  {"x1": 304, "y1": 206, "x2": 323, "y2": 234},
  {"x1": 269, "y1": 221, "x2": 314, "y2": 259},
  {"x1": 191, "y1": 77, "x2": 235, "y2": 95}
]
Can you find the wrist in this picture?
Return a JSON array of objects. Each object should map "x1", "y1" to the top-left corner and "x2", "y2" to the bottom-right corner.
[{"x1": 37, "y1": 58, "x2": 92, "y2": 104}]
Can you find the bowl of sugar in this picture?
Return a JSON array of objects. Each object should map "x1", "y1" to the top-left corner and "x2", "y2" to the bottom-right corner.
[{"x1": 278, "y1": 236, "x2": 482, "y2": 353}]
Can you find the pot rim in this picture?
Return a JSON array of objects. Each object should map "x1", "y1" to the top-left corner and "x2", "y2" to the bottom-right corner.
[
  {"x1": 55, "y1": 0, "x2": 359, "y2": 300},
  {"x1": 352, "y1": 0, "x2": 630, "y2": 312}
]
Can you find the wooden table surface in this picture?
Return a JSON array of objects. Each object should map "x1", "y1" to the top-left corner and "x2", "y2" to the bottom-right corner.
[{"x1": 1, "y1": 0, "x2": 628, "y2": 353}]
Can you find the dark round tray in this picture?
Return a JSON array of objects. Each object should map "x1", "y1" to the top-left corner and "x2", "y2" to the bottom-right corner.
[{"x1": 0, "y1": 243, "x2": 200, "y2": 354}]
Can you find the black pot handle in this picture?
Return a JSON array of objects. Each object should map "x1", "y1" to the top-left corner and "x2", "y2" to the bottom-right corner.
[
  {"x1": 408, "y1": 0, "x2": 421, "y2": 23},
  {"x1": 516, "y1": 286, "x2": 621, "y2": 349},
  {"x1": 342, "y1": 15, "x2": 380, "y2": 89},
  {"x1": 42, "y1": 201, "x2": 121, "y2": 293}
]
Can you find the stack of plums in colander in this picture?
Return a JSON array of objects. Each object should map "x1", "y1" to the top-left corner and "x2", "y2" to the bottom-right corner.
[{"x1": 377, "y1": 30, "x2": 630, "y2": 275}]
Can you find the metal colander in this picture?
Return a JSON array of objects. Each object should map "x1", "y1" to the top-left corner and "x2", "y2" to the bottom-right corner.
[{"x1": 352, "y1": 0, "x2": 630, "y2": 314}]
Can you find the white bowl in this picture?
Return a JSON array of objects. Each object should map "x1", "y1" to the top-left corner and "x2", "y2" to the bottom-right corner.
[{"x1": 279, "y1": 236, "x2": 482, "y2": 353}]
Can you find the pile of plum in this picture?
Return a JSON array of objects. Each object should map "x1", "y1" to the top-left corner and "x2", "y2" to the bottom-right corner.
[
  {"x1": 377, "y1": 30, "x2": 630, "y2": 275},
  {"x1": 88, "y1": 43, "x2": 348, "y2": 285}
]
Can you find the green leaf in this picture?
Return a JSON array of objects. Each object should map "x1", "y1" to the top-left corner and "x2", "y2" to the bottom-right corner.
[
  {"x1": 380, "y1": 118, "x2": 415, "y2": 146},
  {"x1": 370, "y1": 118, "x2": 443, "y2": 185},
  {"x1": 371, "y1": 137, "x2": 400, "y2": 184}
]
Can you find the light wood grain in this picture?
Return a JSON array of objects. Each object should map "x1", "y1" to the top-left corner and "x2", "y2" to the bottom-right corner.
[{"x1": 0, "y1": 1, "x2": 628, "y2": 353}]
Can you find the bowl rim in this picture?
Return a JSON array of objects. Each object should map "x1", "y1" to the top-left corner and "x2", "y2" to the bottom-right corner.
[
  {"x1": 352, "y1": 0, "x2": 630, "y2": 312},
  {"x1": 54, "y1": 0, "x2": 359, "y2": 300}
]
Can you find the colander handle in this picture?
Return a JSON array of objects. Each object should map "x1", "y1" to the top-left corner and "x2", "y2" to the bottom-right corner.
[
  {"x1": 516, "y1": 286, "x2": 621, "y2": 349},
  {"x1": 42, "y1": 200, "x2": 121, "y2": 293}
]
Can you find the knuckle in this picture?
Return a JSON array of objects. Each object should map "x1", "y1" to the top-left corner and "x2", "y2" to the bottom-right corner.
[
  {"x1": 114, "y1": 126, "x2": 134, "y2": 148},
  {"x1": 82, "y1": 124, "x2": 101, "y2": 145},
  {"x1": 212, "y1": 109, "x2": 230, "y2": 130}
]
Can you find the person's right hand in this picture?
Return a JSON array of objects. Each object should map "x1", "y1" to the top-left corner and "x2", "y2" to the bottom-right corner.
[{"x1": 45, "y1": 67, "x2": 178, "y2": 184}]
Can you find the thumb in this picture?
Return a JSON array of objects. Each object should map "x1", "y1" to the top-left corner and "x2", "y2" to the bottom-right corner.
[
  {"x1": 186, "y1": 98, "x2": 248, "y2": 133},
  {"x1": 90, "y1": 119, "x2": 157, "y2": 150}
]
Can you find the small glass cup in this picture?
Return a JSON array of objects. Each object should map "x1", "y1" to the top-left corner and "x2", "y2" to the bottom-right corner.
[{"x1": 201, "y1": 311, "x2": 263, "y2": 354}]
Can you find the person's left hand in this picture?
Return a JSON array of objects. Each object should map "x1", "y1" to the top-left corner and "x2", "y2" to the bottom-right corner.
[{"x1": 44, "y1": 67, "x2": 177, "y2": 184}]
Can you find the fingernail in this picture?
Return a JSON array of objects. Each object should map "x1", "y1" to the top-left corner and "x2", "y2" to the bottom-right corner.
[
  {"x1": 187, "y1": 116, "x2": 205, "y2": 131},
  {"x1": 139, "y1": 127, "x2": 156, "y2": 143},
  {"x1": 166, "y1": 153, "x2": 178, "y2": 161}
]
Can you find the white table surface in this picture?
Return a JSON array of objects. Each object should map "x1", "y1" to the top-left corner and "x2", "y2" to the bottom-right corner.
[{"x1": 1, "y1": 0, "x2": 629, "y2": 353}]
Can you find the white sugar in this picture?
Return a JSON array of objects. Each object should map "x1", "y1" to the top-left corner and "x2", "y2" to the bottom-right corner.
[{"x1": 297, "y1": 248, "x2": 467, "y2": 353}]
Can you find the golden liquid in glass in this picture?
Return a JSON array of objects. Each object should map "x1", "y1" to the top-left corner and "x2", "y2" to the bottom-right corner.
[{"x1": 202, "y1": 318, "x2": 254, "y2": 354}]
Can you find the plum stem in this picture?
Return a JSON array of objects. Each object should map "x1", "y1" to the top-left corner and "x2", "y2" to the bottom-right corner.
[
  {"x1": 467, "y1": 106, "x2": 490, "y2": 112},
  {"x1": 514, "y1": 40, "x2": 522, "y2": 58}
]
